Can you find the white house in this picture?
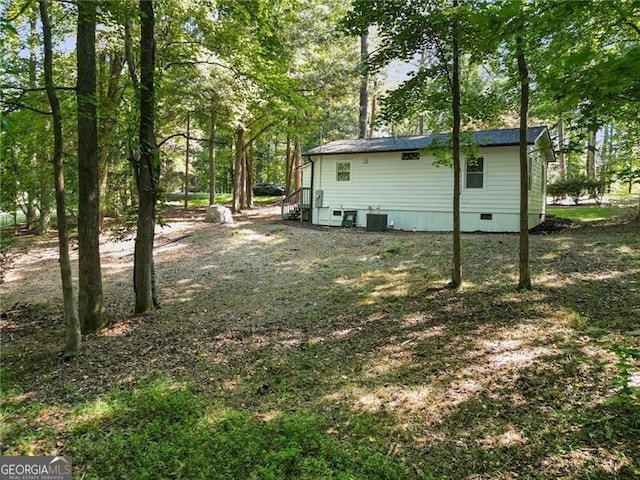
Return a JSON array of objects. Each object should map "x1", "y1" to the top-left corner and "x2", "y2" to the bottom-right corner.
[{"x1": 282, "y1": 126, "x2": 555, "y2": 233}]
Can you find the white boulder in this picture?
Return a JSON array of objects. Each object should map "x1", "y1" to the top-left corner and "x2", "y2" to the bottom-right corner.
[{"x1": 205, "y1": 205, "x2": 234, "y2": 224}]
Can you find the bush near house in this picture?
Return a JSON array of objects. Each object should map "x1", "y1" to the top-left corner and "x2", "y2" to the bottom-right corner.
[{"x1": 547, "y1": 176, "x2": 606, "y2": 205}]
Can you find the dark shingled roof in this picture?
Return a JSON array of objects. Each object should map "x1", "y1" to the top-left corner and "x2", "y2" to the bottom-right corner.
[{"x1": 304, "y1": 126, "x2": 548, "y2": 156}]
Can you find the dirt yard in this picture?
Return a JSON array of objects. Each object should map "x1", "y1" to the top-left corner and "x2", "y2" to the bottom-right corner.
[{"x1": 1, "y1": 206, "x2": 639, "y2": 478}]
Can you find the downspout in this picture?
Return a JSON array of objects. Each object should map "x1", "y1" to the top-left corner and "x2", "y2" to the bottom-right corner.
[{"x1": 307, "y1": 155, "x2": 315, "y2": 223}]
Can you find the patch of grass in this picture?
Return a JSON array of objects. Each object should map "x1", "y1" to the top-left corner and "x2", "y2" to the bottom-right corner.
[
  {"x1": 546, "y1": 205, "x2": 632, "y2": 222},
  {"x1": 69, "y1": 379, "x2": 411, "y2": 479},
  {"x1": 0, "y1": 370, "x2": 52, "y2": 455},
  {"x1": 253, "y1": 195, "x2": 284, "y2": 205},
  {"x1": 164, "y1": 192, "x2": 282, "y2": 208},
  {"x1": 164, "y1": 192, "x2": 230, "y2": 207},
  {"x1": 381, "y1": 241, "x2": 410, "y2": 258}
]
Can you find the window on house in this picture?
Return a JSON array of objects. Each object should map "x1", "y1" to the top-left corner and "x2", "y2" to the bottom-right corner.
[
  {"x1": 401, "y1": 151, "x2": 420, "y2": 160},
  {"x1": 465, "y1": 157, "x2": 484, "y2": 188},
  {"x1": 336, "y1": 162, "x2": 350, "y2": 181},
  {"x1": 528, "y1": 156, "x2": 533, "y2": 190}
]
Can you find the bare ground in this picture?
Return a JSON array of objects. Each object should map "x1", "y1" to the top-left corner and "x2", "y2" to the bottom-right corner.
[{"x1": 1, "y1": 206, "x2": 639, "y2": 478}]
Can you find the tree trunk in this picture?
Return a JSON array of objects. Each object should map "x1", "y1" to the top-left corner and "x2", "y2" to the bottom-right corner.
[
  {"x1": 38, "y1": 163, "x2": 52, "y2": 234},
  {"x1": 77, "y1": 0, "x2": 105, "y2": 332},
  {"x1": 358, "y1": 32, "x2": 369, "y2": 139},
  {"x1": 516, "y1": 36, "x2": 532, "y2": 291},
  {"x1": 233, "y1": 128, "x2": 245, "y2": 213},
  {"x1": 585, "y1": 126, "x2": 597, "y2": 197},
  {"x1": 98, "y1": 51, "x2": 124, "y2": 228},
  {"x1": 369, "y1": 96, "x2": 376, "y2": 139},
  {"x1": 586, "y1": 126, "x2": 597, "y2": 200},
  {"x1": 285, "y1": 136, "x2": 293, "y2": 195},
  {"x1": 26, "y1": 195, "x2": 37, "y2": 231},
  {"x1": 30, "y1": 9, "x2": 51, "y2": 235},
  {"x1": 557, "y1": 119, "x2": 566, "y2": 180},
  {"x1": 134, "y1": 0, "x2": 158, "y2": 314},
  {"x1": 246, "y1": 141, "x2": 254, "y2": 208},
  {"x1": 184, "y1": 110, "x2": 190, "y2": 209},
  {"x1": 586, "y1": 127, "x2": 597, "y2": 179},
  {"x1": 39, "y1": 0, "x2": 81, "y2": 357},
  {"x1": 451, "y1": 0, "x2": 461, "y2": 289},
  {"x1": 293, "y1": 139, "x2": 302, "y2": 190},
  {"x1": 603, "y1": 124, "x2": 614, "y2": 191},
  {"x1": 208, "y1": 101, "x2": 217, "y2": 205}
]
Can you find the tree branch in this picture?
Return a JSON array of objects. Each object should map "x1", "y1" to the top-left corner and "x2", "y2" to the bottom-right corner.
[
  {"x1": 246, "y1": 121, "x2": 278, "y2": 147},
  {"x1": 2, "y1": 85, "x2": 76, "y2": 93},
  {"x1": 156, "y1": 132, "x2": 229, "y2": 149},
  {"x1": 2, "y1": 100, "x2": 52, "y2": 115},
  {"x1": 124, "y1": 19, "x2": 140, "y2": 101}
]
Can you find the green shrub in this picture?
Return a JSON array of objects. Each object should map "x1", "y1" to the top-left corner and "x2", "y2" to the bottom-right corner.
[{"x1": 548, "y1": 176, "x2": 607, "y2": 205}]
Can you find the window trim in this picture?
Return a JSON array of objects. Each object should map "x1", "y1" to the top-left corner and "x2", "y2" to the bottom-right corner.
[
  {"x1": 464, "y1": 156, "x2": 485, "y2": 189},
  {"x1": 336, "y1": 161, "x2": 351, "y2": 182}
]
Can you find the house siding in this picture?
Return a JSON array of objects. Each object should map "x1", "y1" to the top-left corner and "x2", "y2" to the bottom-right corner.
[
  {"x1": 527, "y1": 146, "x2": 547, "y2": 227},
  {"x1": 309, "y1": 145, "x2": 545, "y2": 232}
]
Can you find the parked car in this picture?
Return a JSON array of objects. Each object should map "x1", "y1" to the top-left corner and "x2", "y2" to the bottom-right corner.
[{"x1": 252, "y1": 183, "x2": 285, "y2": 196}]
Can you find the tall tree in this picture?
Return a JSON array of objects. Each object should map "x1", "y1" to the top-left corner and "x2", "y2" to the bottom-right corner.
[
  {"x1": 134, "y1": 0, "x2": 158, "y2": 313},
  {"x1": 358, "y1": 31, "x2": 369, "y2": 139},
  {"x1": 344, "y1": 0, "x2": 485, "y2": 288},
  {"x1": 39, "y1": 0, "x2": 81, "y2": 357},
  {"x1": 586, "y1": 126, "x2": 597, "y2": 180},
  {"x1": 516, "y1": 34, "x2": 531, "y2": 291},
  {"x1": 77, "y1": 0, "x2": 105, "y2": 331},
  {"x1": 556, "y1": 120, "x2": 566, "y2": 180},
  {"x1": 208, "y1": 100, "x2": 217, "y2": 205},
  {"x1": 450, "y1": 0, "x2": 462, "y2": 288}
]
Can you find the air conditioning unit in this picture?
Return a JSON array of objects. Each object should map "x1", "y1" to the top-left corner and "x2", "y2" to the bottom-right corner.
[{"x1": 366, "y1": 213, "x2": 388, "y2": 231}]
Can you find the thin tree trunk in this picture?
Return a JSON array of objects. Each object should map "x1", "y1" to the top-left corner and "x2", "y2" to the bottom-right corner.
[
  {"x1": 233, "y1": 128, "x2": 244, "y2": 213},
  {"x1": 369, "y1": 96, "x2": 376, "y2": 139},
  {"x1": 208, "y1": 101, "x2": 217, "y2": 205},
  {"x1": 246, "y1": 141, "x2": 254, "y2": 208},
  {"x1": 586, "y1": 128, "x2": 597, "y2": 179},
  {"x1": 358, "y1": 32, "x2": 369, "y2": 139},
  {"x1": 586, "y1": 126, "x2": 597, "y2": 197},
  {"x1": 27, "y1": 11, "x2": 37, "y2": 231},
  {"x1": 451, "y1": 0, "x2": 461, "y2": 289},
  {"x1": 293, "y1": 140, "x2": 302, "y2": 190},
  {"x1": 586, "y1": 126, "x2": 597, "y2": 199},
  {"x1": 557, "y1": 119, "x2": 566, "y2": 180},
  {"x1": 30, "y1": 9, "x2": 51, "y2": 234},
  {"x1": 285, "y1": 136, "x2": 293, "y2": 195},
  {"x1": 77, "y1": 0, "x2": 105, "y2": 331},
  {"x1": 39, "y1": 0, "x2": 81, "y2": 357},
  {"x1": 99, "y1": 51, "x2": 124, "y2": 228},
  {"x1": 134, "y1": 0, "x2": 158, "y2": 313},
  {"x1": 38, "y1": 160, "x2": 52, "y2": 234},
  {"x1": 184, "y1": 110, "x2": 190, "y2": 208},
  {"x1": 600, "y1": 123, "x2": 610, "y2": 190},
  {"x1": 516, "y1": 35, "x2": 532, "y2": 291},
  {"x1": 418, "y1": 50, "x2": 425, "y2": 136}
]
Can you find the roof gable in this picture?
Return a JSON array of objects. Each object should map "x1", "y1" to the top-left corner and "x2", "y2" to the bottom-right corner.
[{"x1": 304, "y1": 126, "x2": 549, "y2": 156}]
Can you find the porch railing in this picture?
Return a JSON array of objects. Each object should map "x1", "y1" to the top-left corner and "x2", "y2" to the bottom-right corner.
[{"x1": 281, "y1": 187, "x2": 311, "y2": 220}]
